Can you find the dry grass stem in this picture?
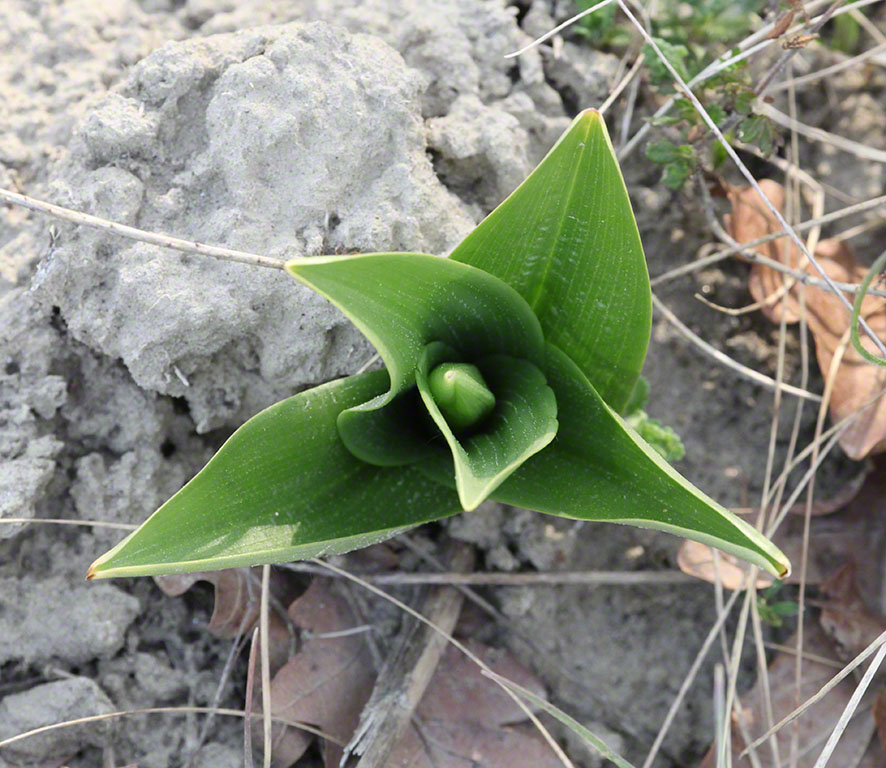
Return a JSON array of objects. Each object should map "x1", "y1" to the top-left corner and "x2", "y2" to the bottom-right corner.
[{"x1": 0, "y1": 187, "x2": 287, "y2": 270}]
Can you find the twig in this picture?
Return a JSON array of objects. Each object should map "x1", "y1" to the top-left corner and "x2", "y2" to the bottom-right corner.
[
  {"x1": 243, "y1": 628, "x2": 260, "y2": 768},
  {"x1": 766, "y1": 41, "x2": 886, "y2": 93},
  {"x1": 0, "y1": 517, "x2": 138, "y2": 531},
  {"x1": 651, "y1": 292, "x2": 822, "y2": 401},
  {"x1": 0, "y1": 706, "x2": 339, "y2": 751},
  {"x1": 616, "y1": 0, "x2": 886, "y2": 358},
  {"x1": 259, "y1": 565, "x2": 272, "y2": 768},
  {"x1": 504, "y1": 0, "x2": 616, "y2": 58},
  {"x1": 740, "y1": 629, "x2": 886, "y2": 756},
  {"x1": 350, "y1": 543, "x2": 473, "y2": 767},
  {"x1": 284, "y1": 565, "x2": 699, "y2": 586},
  {"x1": 311, "y1": 557, "x2": 577, "y2": 768},
  {"x1": 810, "y1": 641, "x2": 886, "y2": 768},
  {"x1": 599, "y1": 54, "x2": 645, "y2": 116},
  {"x1": 0, "y1": 187, "x2": 287, "y2": 271},
  {"x1": 650, "y1": 194, "x2": 886, "y2": 291},
  {"x1": 756, "y1": 101, "x2": 886, "y2": 163}
]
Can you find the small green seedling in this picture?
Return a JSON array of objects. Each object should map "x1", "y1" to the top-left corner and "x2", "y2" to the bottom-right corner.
[
  {"x1": 87, "y1": 110, "x2": 789, "y2": 580},
  {"x1": 756, "y1": 581, "x2": 799, "y2": 628}
]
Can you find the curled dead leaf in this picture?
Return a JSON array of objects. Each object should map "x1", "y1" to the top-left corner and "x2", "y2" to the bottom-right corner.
[
  {"x1": 155, "y1": 567, "x2": 299, "y2": 671},
  {"x1": 725, "y1": 181, "x2": 886, "y2": 459}
]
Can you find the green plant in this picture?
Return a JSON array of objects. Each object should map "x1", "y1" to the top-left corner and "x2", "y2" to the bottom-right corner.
[
  {"x1": 756, "y1": 581, "x2": 799, "y2": 627},
  {"x1": 87, "y1": 110, "x2": 789, "y2": 580}
]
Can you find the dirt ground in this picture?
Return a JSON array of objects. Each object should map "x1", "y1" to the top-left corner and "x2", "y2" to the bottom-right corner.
[{"x1": 1, "y1": 1, "x2": 884, "y2": 767}]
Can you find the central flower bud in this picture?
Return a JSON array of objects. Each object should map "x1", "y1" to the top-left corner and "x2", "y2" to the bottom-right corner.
[{"x1": 427, "y1": 362, "x2": 497, "y2": 432}]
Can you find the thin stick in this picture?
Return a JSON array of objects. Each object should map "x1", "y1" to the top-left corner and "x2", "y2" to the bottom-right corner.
[
  {"x1": 504, "y1": 0, "x2": 616, "y2": 58},
  {"x1": 641, "y1": 583, "x2": 744, "y2": 768},
  {"x1": 740, "y1": 629, "x2": 886, "y2": 756},
  {"x1": 0, "y1": 707, "x2": 338, "y2": 751},
  {"x1": 0, "y1": 188, "x2": 286, "y2": 271},
  {"x1": 259, "y1": 564, "x2": 272, "y2": 768},
  {"x1": 650, "y1": 194, "x2": 886, "y2": 290},
  {"x1": 810, "y1": 641, "x2": 886, "y2": 768},
  {"x1": 244, "y1": 627, "x2": 260, "y2": 768},
  {"x1": 615, "y1": 0, "x2": 886, "y2": 358},
  {"x1": 0, "y1": 517, "x2": 138, "y2": 531},
  {"x1": 763, "y1": 642, "x2": 845, "y2": 670},
  {"x1": 767, "y1": 41, "x2": 886, "y2": 93},
  {"x1": 310, "y1": 558, "x2": 577, "y2": 768},
  {"x1": 756, "y1": 101, "x2": 886, "y2": 164},
  {"x1": 651, "y1": 293, "x2": 822, "y2": 401},
  {"x1": 599, "y1": 54, "x2": 645, "y2": 115},
  {"x1": 283, "y1": 564, "x2": 694, "y2": 586}
]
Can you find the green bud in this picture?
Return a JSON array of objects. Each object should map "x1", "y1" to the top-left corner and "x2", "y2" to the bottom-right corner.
[{"x1": 428, "y1": 362, "x2": 496, "y2": 432}]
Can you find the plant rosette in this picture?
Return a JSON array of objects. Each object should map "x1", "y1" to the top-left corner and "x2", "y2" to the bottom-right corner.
[{"x1": 87, "y1": 110, "x2": 789, "y2": 581}]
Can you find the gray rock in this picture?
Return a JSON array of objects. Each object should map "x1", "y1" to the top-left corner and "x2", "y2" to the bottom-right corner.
[
  {"x1": 0, "y1": 678, "x2": 113, "y2": 765},
  {"x1": 40, "y1": 22, "x2": 473, "y2": 432},
  {"x1": 0, "y1": 291, "x2": 65, "y2": 538},
  {"x1": 427, "y1": 95, "x2": 532, "y2": 211},
  {"x1": 0, "y1": 577, "x2": 139, "y2": 665},
  {"x1": 543, "y1": 40, "x2": 620, "y2": 109}
]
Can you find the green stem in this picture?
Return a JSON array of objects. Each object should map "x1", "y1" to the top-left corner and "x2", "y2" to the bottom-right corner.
[{"x1": 850, "y1": 249, "x2": 886, "y2": 366}]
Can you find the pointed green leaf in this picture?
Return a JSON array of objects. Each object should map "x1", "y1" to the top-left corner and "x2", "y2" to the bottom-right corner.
[
  {"x1": 450, "y1": 110, "x2": 651, "y2": 413},
  {"x1": 493, "y1": 344, "x2": 789, "y2": 577},
  {"x1": 417, "y1": 345, "x2": 789, "y2": 577},
  {"x1": 416, "y1": 342, "x2": 558, "y2": 510},
  {"x1": 87, "y1": 371, "x2": 462, "y2": 579},
  {"x1": 285, "y1": 252, "x2": 545, "y2": 466}
]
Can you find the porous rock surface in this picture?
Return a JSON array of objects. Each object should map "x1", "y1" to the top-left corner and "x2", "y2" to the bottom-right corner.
[
  {"x1": 0, "y1": 678, "x2": 114, "y2": 765},
  {"x1": 39, "y1": 22, "x2": 474, "y2": 433}
]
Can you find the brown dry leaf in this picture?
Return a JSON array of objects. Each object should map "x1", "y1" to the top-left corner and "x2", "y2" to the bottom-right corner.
[
  {"x1": 263, "y1": 578, "x2": 376, "y2": 768},
  {"x1": 265, "y1": 581, "x2": 562, "y2": 768},
  {"x1": 819, "y1": 562, "x2": 886, "y2": 664},
  {"x1": 699, "y1": 623, "x2": 881, "y2": 767},
  {"x1": 765, "y1": 10, "x2": 795, "y2": 39},
  {"x1": 155, "y1": 567, "x2": 299, "y2": 671},
  {"x1": 725, "y1": 181, "x2": 886, "y2": 458},
  {"x1": 388, "y1": 640, "x2": 564, "y2": 768},
  {"x1": 677, "y1": 539, "x2": 773, "y2": 590}
]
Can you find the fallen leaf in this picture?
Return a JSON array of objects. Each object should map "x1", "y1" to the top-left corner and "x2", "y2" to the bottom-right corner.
[
  {"x1": 155, "y1": 567, "x2": 299, "y2": 672},
  {"x1": 264, "y1": 580, "x2": 562, "y2": 768},
  {"x1": 725, "y1": 181, "x2": 886, "y2": 458},
  {"x1": 263, "y1": 578, "x2": 376, "y2": 768},
  {"x1": 388, "y1": 640, "x2": 564, "y2": 768},
  {"x1": 819, "y1": 562, "x2": 886, "y2": 664},
  {"x1": 765, "y1": 10, "x2": 795, "y2": 39}
]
